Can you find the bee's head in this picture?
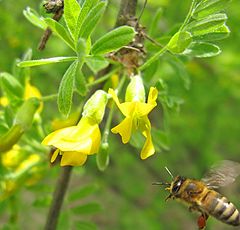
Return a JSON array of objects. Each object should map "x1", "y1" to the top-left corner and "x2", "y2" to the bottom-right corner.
[{"x1": 169, "y1": 176, "x2": 186, "y2": 195}]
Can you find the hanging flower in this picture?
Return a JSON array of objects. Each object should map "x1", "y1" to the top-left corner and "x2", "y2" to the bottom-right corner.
[
  {"x1": 42, "y1": 117, "x2": 101, "y2": 166},
  {"x1": 108, "y1": 74, "x2": 158, "y2": 159},
  {"x1": 42, "y1": 90, "x2": 108, "y2": 166}
]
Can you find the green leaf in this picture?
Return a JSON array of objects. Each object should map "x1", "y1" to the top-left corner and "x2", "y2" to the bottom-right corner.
[
  {"x1": 185, "y1": 13, "x2": 227, "y2": 36},
  {"x1": 152, "y1": 129, "x2": 170, "y2": 151},
  {"x1": 75, "y1": 221, "x2": 97, "y2": 230},
  {"x1": 74, "y1": 39, "x2": 87, "y2": 96},
  {"x1": 23, "y1": 7, "x2": 47, "y2": 30},
  {"x1": 4, "y1": 107, "x2": 14, "y2": 128},
  {"x1": 193, "y1": 0, "x2": 231, "y2": 19},
  {"x1": 44, "y1": 18, "x2": 75, "y2": 50},
  {"x1": 14, "y1": 98, "x2": 40, "y2": 131},
  {"x1": 58, "y1": 212, "x2": 71, "y2": 230},
  {"x1": 0, "y1": 72, "x2": 24, "y2": 98},
  {"x1": 167, "y1": 31, "x2": 192, "y2": 53},
  {"x1": 76, "y1": 38, "x2": 87, "y2": 58},
  {"x1": 193, "y1": 24, "x2": 230, "y2": 41},
  {"x1": 64, "y1": 0, "x2": 81, "y2": 40},
  {"x1": 85, "y1": 56, "x2": 109, "y2": 74},
  {"x1": 69, "y1": 185, "x2": 97, "y2": 202},
  {"x1": 168, "y1": 58, "x2": 190, "y2": 90},
  {"x1": 91, "y1": 26, "x2": 136, "y2": 55},
  {"x1": 71, "y1": 203, "x2": 102, "y2": 215},
  {"x1": 75, "y1": 70, "x2": 88, "y2": 96},
  {"x1": 183, "y1": 42, "x2": 221, "y2": 57},
  {"x1": 78, "y1": 1, "x2": 106, "y2": 39},
  {"x1": 58, "y1": 61, "x2": 78, "y2": 116},
  {"x1": 130, "y1": 132, "x2": 145, "y2": 150},
  {"x1": 75, "y1": 0, "x2": 99, "y2": 40},
  {"x1": 33, "y1": 195, "x2": 52, "y2": 207},
  {"x1": 18, "y1": 56, "x2": 77, "y2": 67},
  {"x1": 149, "y1": 8, "x2": 163, "y2": 37},
  {"x1": 165, "y1": 96, "x2": 184, "y2": 113}
]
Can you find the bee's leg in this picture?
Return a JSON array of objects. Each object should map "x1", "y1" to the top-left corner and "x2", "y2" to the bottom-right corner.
[
  {"x1": 188, "y1": 205, "x2": 198, "y2": 213},
  {"x1": 165, "y1": 194, "x2": 173, "y2": 202},
  {"x1": 197, "y1": 213, "x2": 209, "y2": 230}
]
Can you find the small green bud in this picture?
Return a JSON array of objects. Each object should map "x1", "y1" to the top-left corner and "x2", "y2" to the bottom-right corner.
[
  {"x1": 125, "y1": 74, "x2": 146, "y2": 102},
  {"x1": 0, "y1": 72, "x2": 24, "y2": 99},
  {"x1": 14, "y1": 98, "x2": 40, "y2": 131},
  {"x1": 96, "y1": 142, "x2": 109, "y2": 171},
  {"x1": 0, "y1": 124, "x2": 24, "y2": 153},
  {"x1": 82, "y1": 90, "x2": 108, "y2": 124}
]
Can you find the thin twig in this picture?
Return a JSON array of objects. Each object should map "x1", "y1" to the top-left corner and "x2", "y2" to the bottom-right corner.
[
  {"x1": 44, "y1": 166, "x2": 73, "y2": 230},
  {"x1": 38, "y1": 8, "x2": 64, "y2": 50}
]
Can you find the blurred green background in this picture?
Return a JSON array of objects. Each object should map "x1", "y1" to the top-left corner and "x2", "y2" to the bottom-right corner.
[{"x1": 0, "y1": 0, "x2": 240, "y2": 229}]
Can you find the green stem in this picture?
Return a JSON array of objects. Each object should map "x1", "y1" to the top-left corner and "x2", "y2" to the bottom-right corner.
[
  {"x1": 87, "y1": 68, "x2": 120, "y2": 87},
  {"x1": 41, "y1": 94, "x2": 58, "y2": 102},
  {"x1": 179, "y1": 0, "x2": 197, "y2": 31},
  {"x1": 139, "y1": 46, "x2": 168, "y2": 71},
  {"x1": 103, "y1": 74, "x2": 126, "y2": 142}
]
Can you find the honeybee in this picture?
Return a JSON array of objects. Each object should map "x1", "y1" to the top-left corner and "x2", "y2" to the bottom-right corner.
[{"x1": 153, "y1": 160, "x2": 240, "y2": 229}]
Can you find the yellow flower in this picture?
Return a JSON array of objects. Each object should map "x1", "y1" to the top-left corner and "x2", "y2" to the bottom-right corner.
[
  {"x1": 108, "y1": 87, "x2": 158, "y2": 159},
  {"x1": 24, "y1": 80, "x2": 43, "y2": 113},
  {"x1": 1, "y1": 145, "x2": 21, "y2": 168},
  {"x1": 51, "y1": 111, "x2": 80, "y2": 131},
  {"x1": 0, "y1": 97, "x2": 9, "y2": 107},
  {"x1": 42, "y1": 117, "x2": 101, "y2": 166}
]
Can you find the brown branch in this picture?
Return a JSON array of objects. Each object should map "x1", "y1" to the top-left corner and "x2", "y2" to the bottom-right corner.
[
  {"x1": 38, "y1": 8, "x2": 64, "y2": 50},
  {"x1": 44, "y1": 166, "x2": 72, "y2": 230},
  {"x1": 116, "y1": 0, "x2": 138, "y2": 26}
]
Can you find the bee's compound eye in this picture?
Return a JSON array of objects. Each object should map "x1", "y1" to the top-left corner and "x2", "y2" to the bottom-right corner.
[{"x1": 172, "y1": 181, "x2": 181, "y2": 193}]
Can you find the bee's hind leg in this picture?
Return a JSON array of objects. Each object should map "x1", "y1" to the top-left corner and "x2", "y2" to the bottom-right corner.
[{"x1": 197, "y1": 212, "x2": 209, "y2": 230}]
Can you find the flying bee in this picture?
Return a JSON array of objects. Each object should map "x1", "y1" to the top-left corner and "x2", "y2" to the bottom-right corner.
[{"x1": 153, "y1": 161, "x2": 240, "y2": 229}]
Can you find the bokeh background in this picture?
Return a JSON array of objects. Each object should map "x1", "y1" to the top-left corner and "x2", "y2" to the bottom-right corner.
[{"x1": 0, "y1": 0, "x2": 240, "y2": 229}]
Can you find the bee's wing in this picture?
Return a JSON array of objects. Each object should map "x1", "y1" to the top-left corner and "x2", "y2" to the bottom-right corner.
[{"x1": 202, "y1": 160, "x2": 240, "y2": 189}]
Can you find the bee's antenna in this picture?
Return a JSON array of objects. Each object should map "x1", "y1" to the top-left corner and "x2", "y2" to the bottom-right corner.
[
  {"x1": 152, "y1": 182, "x2": 170, "y2": 186},
  {"x1": 165, "y1": 166, "x2": 174, "y2": 179}
]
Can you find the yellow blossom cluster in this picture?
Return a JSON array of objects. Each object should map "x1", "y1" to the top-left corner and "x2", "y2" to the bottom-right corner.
[{"x1": 42, "y1": 74, "x2": 158, "y2": 167}]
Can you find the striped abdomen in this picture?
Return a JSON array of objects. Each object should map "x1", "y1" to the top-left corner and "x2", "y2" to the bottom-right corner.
[{"x1": 202, "y1": 190, "x2": 240, "y2": 226}]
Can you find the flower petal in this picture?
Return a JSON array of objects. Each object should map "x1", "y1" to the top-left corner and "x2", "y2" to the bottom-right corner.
[
  {"x1": 55, "y1": 138, "x2": 92, "y2": 153},
  {"x1": 147, "y1": 87, "x2": 158, "y2": 106},
  {"x1": 60, "y1": 151, "x2": 87, "y2": 166},
  {"x1": 135, "y1": 102, "x2": 156, "y2": 117},
  {"x1": 42, "y1": 126, "x2": 80, "y2": 146},
  {"x1": 111, "y1": 117, "x2": 133, "y2": 143},
  {"x1": 42, "y1": 117, "x2": 100, "y2": 154},
  {"x1": 108, "y1": 88, "x2": 122, "y2": 108},
  {"x1": 90, "y1": 126, "x2": 101, "y2": 154},
  {"x1": 108, "y1": 88, "x2": 134, "y2": 116},
  {"x1": 140, "y1": 129, "x2": 155, "y2": 159}
]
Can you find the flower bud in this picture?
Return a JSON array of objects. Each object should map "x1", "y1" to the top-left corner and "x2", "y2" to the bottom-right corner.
[
  {"x1": 96, "y1": 142, "x2": 109, "y2": 171},
  {"x1": 82, "y1": 90, "x2": 108, "y2": 124},
  {"x1": 0, "y1": 125, "x2": 24, "y2": 153},
  {"x1": 14, "y1": 98, "x2": 40, "y2": 131},
  {"x1": 125, "y1": 74, "x2": 145, "y2": 102}
]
